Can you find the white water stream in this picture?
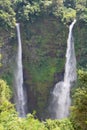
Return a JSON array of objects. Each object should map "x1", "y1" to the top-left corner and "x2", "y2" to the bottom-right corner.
[
  {"x1": 49, "y1": 20, "x2": 77, "y2": 119},
  {"x1": 14, "y1": 23, "x2": 26, "y2": 117}
]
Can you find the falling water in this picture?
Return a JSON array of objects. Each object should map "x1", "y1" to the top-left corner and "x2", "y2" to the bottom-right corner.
[
  {"x1": 49, "y1": 20, "x2": 77, "y2": 119},
  {"x1": 64, "y1": 19, "x2": 77, "y2": 83},
  {"x1": 14, "y1": 23, "x2": 26, "y2": 117}
]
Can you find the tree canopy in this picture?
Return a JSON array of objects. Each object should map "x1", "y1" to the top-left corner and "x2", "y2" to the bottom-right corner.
[
  {"x1": 71, "y1": 70, "x2": 87, "y2": 130},
  {"x1": 0, "y1": 0, "x2": 15, "y2": 28},
  {"x1": 0, "y1": 0, "x2": 87, "y2": 28}
]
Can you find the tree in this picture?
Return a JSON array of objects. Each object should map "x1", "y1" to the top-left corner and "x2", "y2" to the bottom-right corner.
[
  {"x1": 71, "y1": 70, "x2": 87, "y2": 130},
  {"x1": 0, "y1": 0, "x2": 15, "y2": 28},
  {"x1": 0, "y1": 79, "x2": 13, "y2": 112},
  {"x1": 14, "y1": 0, "x2": 41, "y2": 22},
  {"x1": 75, "y1": 0, "x2": 87, "y2": 23}
]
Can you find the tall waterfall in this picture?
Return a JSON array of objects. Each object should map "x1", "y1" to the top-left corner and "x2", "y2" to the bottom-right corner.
[
  {"x1": 14, "y1": 23, "x2": 26, "y2": 117},
  {"x1": 49, "y1": 20, "x2": 77, "y2": 119}
]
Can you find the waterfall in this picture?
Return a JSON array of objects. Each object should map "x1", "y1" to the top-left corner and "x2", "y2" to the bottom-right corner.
[
  {"x1": 49, "y1": 20, "x2": 77, "y2": 119},
  {"x1": 64, "y1": 19, "x2": 77, "y2": 83},
  {"x1": 14, "y1": 23, "x2": 26, "y2": 117}
]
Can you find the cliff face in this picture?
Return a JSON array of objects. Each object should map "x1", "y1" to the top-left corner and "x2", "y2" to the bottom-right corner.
[
  {"x1": 22, "y1": 16, "x2": 68, "y2": 118},
  {"x1": 0, "y1": 28, "x2": 16, "y2": 86},
  {"x1": 0, "y1": 16, "x2": 87, "y2": 119}
]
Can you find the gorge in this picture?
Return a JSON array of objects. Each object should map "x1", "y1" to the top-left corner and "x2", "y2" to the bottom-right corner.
[
  {"x1": 14, "y1": 19, "x2": 77, "y2": 118},
  {"x1": 0, "y1": 0, "x2": 87, "y2": 129},
  {"x1": 1, "y1": 16, "x2": 87, "y2": 120}
]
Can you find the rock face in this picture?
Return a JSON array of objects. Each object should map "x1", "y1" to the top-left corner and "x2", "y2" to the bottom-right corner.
[
  {"x1": 22, "y1": 16, "x2": 67, "y2": 118},
  {"x1": 0, "y1": 16, "x2": 87, "y2": 119}
]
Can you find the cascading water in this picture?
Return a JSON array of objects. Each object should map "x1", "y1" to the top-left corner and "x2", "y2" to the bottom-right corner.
[
  {"x1": 49, "y1": 19, "x2": 77, "y2": 119},
  {"x1": 64, "y1": 19, "x2": 77, "y2": 83},
  {"x1": 14, "y1": 23, "x2": 26, "y2": 117}
]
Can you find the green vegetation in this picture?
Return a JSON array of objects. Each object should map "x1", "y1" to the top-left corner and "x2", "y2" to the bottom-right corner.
[
  {"x1": 1, "y1": 70, "x2": 87, "y2": 129},
  {"x1": 13, "y1": 0, "x2": 87, "y2": 24},
  {"x1": 0, "y1": 0, "x2": 87, "y2": 27},
  {"x1": 21, "y1": 18, "x2": 67, "y2": 117},
  {"x1": 0, "y1": 0, "x2": 87, "y2": 129},
  {"x1": 71, "y1": 70, "x2": 87, "y2": 130},
  {"x1": 0, "y1": 79, "x2": 74, "y2": 129},
  {"x1": 0, "y1": 0, "x2": 15, "y2": 28}
]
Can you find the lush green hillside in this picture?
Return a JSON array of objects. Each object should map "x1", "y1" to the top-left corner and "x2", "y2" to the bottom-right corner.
[
  {"x1": 0, "y1": 0, "x2": 87, "y2": 129},
  {"x1": 1, "y1": 17, "x2": 87, "y2": 119}
]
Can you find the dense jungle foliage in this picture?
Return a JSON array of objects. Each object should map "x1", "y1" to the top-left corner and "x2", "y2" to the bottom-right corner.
[
  {"x1": 0, "y1": 0, "x2": 87, "y2": 27},
  {"x1": 0, "y1": 0, "x2": 87, "y2": 130},
  {"x1": 0, "y1": 70, "x2": 87, "y2": 130}
]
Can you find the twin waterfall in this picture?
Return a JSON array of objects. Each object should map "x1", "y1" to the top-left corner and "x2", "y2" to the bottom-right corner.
[
  {"x1": 14, "y1": 20, "x2": 76, "y2": 118},
  {"x1": 14, "y1": 23, "x2": 26, "y2": 117},
  {"x1": 49, "y1": 20, "x2": 77, "y2": 119}
]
